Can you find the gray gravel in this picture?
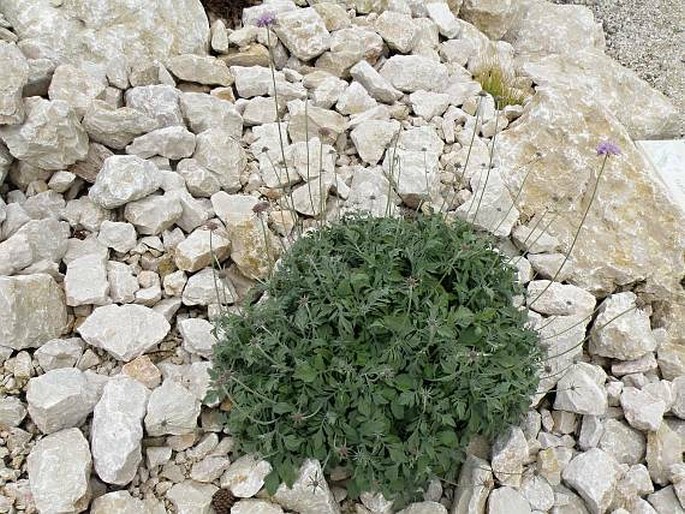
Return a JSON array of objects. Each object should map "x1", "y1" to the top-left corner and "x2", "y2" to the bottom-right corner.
[{"x1": 551, "y1": 0, "x2": 685, "y2": 137}]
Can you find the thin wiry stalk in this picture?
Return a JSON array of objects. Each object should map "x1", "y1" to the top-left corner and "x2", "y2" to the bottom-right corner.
[
  {"x1": 439, "y1": 95, "x2": 484, "y2": 216},
  {"x1": 490, "y1": 151, "x2": 543, "y2": 236},
  {"x1": 529, "y1": 154, "x2": 611, "y2": 308},
  {"x1": 541, "y1": 304, "x2": 638, "y2": 362},
  {"x1": 304, "y1": 98, "x2": 316, "y2": 219},
  {"x1": 466, "y1": 102, "x2": 500, "y2": 226},
  {"x1": 319, "y1": 138, "x2": 326, "y2": 227},
  {"x1": 257, "y1": 214, "x2": 275, "y2": 276},
  {"x1": 265, "y1": 27, "x2": 300, "y2": 237},
  {"x1": 385, "y1": 132, "x2": 402, "y2": 218}
]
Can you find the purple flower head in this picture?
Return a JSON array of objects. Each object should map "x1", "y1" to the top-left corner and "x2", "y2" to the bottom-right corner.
[
  {"x1": 596, "y1": 140, "x2": 621, "y2": 157},
  {"x1": 256, "y1": 11, "x2": 277, "y2": 28}
]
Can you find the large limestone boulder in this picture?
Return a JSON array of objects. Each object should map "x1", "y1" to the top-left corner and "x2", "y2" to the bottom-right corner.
[
  {"x1": 0, "y1": 0, "x2": 209, "y2": 68},
  {"x1": 0, "y1": 274, "x2": 67, "y2": 350},
  {"x1": 519, "y1": 51, "x2": 680, "y2": 140},
  {"x1": 496, "y1": 86, "x2": 685, "y2": 298},
  {"x1": 27, "y1": 428, "x2": 92, "y2": 513},
  {"x1": 459, "y1": 0, "x2": 517, "y2": 40},
  {"x1": 503, "y1": 0, "x2": 605, "y2": 56}
]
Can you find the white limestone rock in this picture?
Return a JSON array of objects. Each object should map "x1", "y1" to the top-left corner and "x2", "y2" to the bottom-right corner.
[
  {"x1": 316, "y1": 26, "x2": 384, "y2": 76},
  {"x1": 0, "y1": 98, "x2": 88, "y2": 170},
  {"x1": 497, "y1": 87, "x2": 684, "y2": 297},
  {"x1": 311, "y1": 75, "x2": 347, "y2": 109},
  {"x1": 167, "y1": 54, "x2": 233, "y2": 86},
  {"x1": 125, "y1": 84, "x2": 184, "y2": 128},
  {"x1": 34, "y1": 338, "x2": 84, "y2": 372},
  {"x1": 174, "y1": 227, "x2": 231, "y2": 273},
  {"x1": 553, "y1": 362, "x2": 608, "y2": 417},
  {"x1": 167, "y1": 480, "x2": 217, "y2": 514},
  {"x1": 193, "y1": 128, "x2": 246, "y2": 193},
  {"x1": 176, "y1": 159, "x2": 222, "y2": 198},
  {"x1": 648, "y1": 486, "x2": 684, "y2": 514},
  {"x1": 145, "y1": 379, "x2": 201, "y2": 436},
  {"x1": 27, "y1": 428, "x2": 91, "y2": 514},
  {"x1": 272, "y1": 459, "x2": 339, "y2": 514},
  {"x1": 589, "y1": 292, "x2": 657, "y2": 361},
  {"x1": 519, "y1": 475, "x2": 554, "y2": 512},
  {"x1": 48, "y1": 64, "x2": 108, "y2": 119},
  {"x1": 425, "y1": 2, "x2": 460, "y2": 38},
  {"x1": 272, "y1": 8, "x2": 330, "y2": 61},
  {"x1": 455, "y1": 168, "x2": 519, "y2": 238},
  {"x1": 349, "y1": 60, "x2": 402, "y2": 104},
  {"x1": 243, "y1": 96, "x2": 279, "y2": 126},
  {"x1": 598, "y1": 419, "x2": 645, "y2": 466},
  {"x1": 350, "y1": 120, "x2": 401, "y2": 166},
  {"x1": 182, "y1": 267, "x2": 236, "y2": 306},
  {"x1": 0, "y1": 0, "x2": 209, "y2": 70},
  {"x1": 124, "y1": 193, "x2": 183, "y2": 235},
  {"x1": 180, "y1": 92, "x2": 243, "y2": 137},
  {"x1": 459, "y1": 0, "x2": 515, "y2": 40},
  {"x1": 0, "y1": 274, "x2": 67, "y2": 350},
  {"x1": 343, "y1": 166, "x2": 399, "y2": 218},
  {"x1": 410, "y1": 90, "x2": 450, "y2": 120},
  {"x1": 82, "y1": 100, "x2": 159, "y2": 150},
  {"x1": 646, "y1": 421, "x2": 682, "y2": 486},
  {"x1": 178, "y1": 317, "x2": 218, "y2": 359},
  {"x1": 383, "y1": 147, "x2": 440, "y2": 209},
  {"x1": 672, "y1": 376, "x2": 685, "y2": 419},
  {"x1": 126, "y1": 126, "x2": 196, "y2": 160},
  {"x1": 0, "y1": 396, "x2": 26, "y2": 427},
  {"x1": 231, "y1": 65, "x2": 271, "y2": 98},
  {"x1": 336, "y1": 82, "x2": 378, "y2": 115},
  {"x1": 287, "y1": 100, "x2": 346, "y2": 144},
  {"x1": 89, "y1": 155, "x2": 162, "y2": 209},
  {"x1": 91, "y1": 491, "x2": 149, "y2": 514},
  {"x1": 487, "y1": 487, "x2": 531, "y2": 514},
  {"x1": 0, "y1": 41, "x2": 29, "y2": 125},
  {"x1": 491, "y1": 427, "x2": 528, "y2": 487},
  {"x1": 191, "y1": 455, "x2": 231, "y2": 482},
  {"x1": 398, "y1": 502, "x2": 447, "y2": 514},
  {"x1": 620, "y1": 386, "x2": 666, "y2": 432},
  {"x1": 526, "y1": 280, "x2": 596, "y2": 317},
  {"x1": 284, "y1": 137, "x2": 336, "y2": 180},
  {"x1": 0, "y1": 218, "x2": 69, "y2": 276},
  {"x1": 91, "y1": 376, "x2": 149, "y2": 485},
  {"x1": 107, "y1": 261, "x2": 140, "y2": 304},
  {"x1": 375, "y1": 11, "x2": 416, "y2": 53},
  {"x1": 64, "y1": 253, "x2": 109, "y2": 306},
  {"x1": 26, "y1": 368, "x2": 98, "y2": 434},
  {"x1": 526, "y1": 253, "x2": 573, "y2": 282},
  {"x1": 77, "y1": 304, "x2": 170, "y2": 362},
  {"x1": 450, "y1": 455, "x2": 493, "y2": 514},
  {"x1": 233, "y1": 500, "x2": 285, "y2": 514},
  {"x1": 561, "y1": 448, "x2": 620, "y2": 514},
  {"x1": 380, "y1": 55, "x2": 449, "y2": 93},
  {"x1": 228, "y1": 218, "x2": 281, "y2": 281},
  {"x1": 220, "y1": 454, "x2": 272, "y2": 497},
  {"x1": 97, "y1": 221, "x2": 137, "y2": 254}
]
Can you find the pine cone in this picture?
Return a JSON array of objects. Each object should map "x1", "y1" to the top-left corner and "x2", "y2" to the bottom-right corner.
[{"x1": 211, "y1": 488, "x2": 236, "y2": 514}]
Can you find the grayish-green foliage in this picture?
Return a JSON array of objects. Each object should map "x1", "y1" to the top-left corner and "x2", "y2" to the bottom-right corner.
[{"x1": 208, "y1": 214, "x2": 541, "y2": 505}]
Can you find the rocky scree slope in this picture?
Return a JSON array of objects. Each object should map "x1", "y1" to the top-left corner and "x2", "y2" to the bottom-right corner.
[{"x1": 0, "y1": 0, "x2": 683, "y2": 513}]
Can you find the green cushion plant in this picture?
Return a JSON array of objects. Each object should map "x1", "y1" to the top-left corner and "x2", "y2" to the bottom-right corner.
[{"x1": 208, "y1": 213, "x2": 541, "y2": 506}]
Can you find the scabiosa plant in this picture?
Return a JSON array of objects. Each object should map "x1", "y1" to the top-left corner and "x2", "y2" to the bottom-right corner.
[{"x1": 209, "y1": 213, "x2": 541, "y2": 507}]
